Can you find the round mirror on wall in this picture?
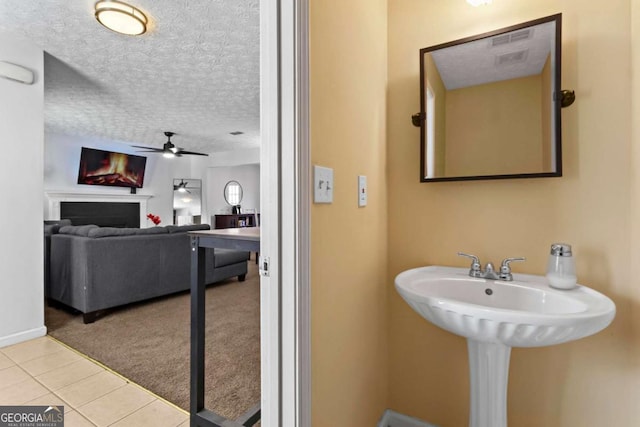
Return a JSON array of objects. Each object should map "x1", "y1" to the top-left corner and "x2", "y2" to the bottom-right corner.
[{"x1": 224, "y1": 180, "x2": 243, "y2": 206}]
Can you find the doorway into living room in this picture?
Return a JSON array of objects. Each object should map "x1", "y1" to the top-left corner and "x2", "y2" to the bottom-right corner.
[
  {"x1": 3, "y1": 0, "x2": 311, "y2": 423},
  {"x1": 2, "y1": 0, "x2": 271, "y2": 424}
]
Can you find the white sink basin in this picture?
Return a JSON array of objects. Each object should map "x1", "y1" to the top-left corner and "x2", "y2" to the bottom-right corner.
[
  {"x1": 395, "y1": 266, "x2": 615, "y2": 347},
  {"x1": 395, "y1": 265, "x2": 616, "y2": 427}
]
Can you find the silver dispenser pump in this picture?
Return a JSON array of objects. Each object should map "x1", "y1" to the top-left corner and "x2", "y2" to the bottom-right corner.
[{"x1": 550, "y1": 243, "x2": 572, "y2": 257}]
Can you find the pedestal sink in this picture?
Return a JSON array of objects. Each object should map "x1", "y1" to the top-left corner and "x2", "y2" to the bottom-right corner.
[{"x1": 395, "y1": 266, "x2": 615, "y2": 427}]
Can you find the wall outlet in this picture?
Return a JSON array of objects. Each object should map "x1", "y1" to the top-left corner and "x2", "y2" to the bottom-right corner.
[
  {"x1": 314, "y1": 165, "x2": 334, "y2": 203},
  {"x1": 358, "y1": 175, "x2": 367, "y2": 207}
]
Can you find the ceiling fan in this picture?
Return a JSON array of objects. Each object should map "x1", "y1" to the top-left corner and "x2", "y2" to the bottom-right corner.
[
  {"x1": 133, "y1": 132, "x2": 209, "y2": 158},
  {"x1": 173, "y1": 179, "x2": 197, "y2": 193}
]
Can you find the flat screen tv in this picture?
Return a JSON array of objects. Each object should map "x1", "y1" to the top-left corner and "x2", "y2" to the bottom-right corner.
[{"x1": 77, "y1": 147, "x2": 147, "y2": 189}]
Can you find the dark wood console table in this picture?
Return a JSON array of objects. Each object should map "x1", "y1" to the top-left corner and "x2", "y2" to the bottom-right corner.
[
  {"x1": 213, "y1": 214, "x2": 257, "y2": 229},
  {"x1": 189, "y1": 228, "x2": 261, "y2": 427}
]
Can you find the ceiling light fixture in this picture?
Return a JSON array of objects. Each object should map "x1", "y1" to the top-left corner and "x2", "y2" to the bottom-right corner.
[
  {"x1": 467, "y1": 0, "x2": 492, "y2": 6},
  {"x1": 95, "y1": 1, "x2": 148, "y2": 36}
]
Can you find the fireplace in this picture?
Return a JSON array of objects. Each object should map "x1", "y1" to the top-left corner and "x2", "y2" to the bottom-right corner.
[
  {"x1": 61, "y1": 202, "x2": 140, "y2": 228},
  {"x1": 45, "y1": 192, "x2": 152, "y2": 228}
]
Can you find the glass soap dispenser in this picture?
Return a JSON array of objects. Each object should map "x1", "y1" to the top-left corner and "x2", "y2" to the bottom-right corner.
[{"x1": 546, "y1": 243, "x2": 577, "y2": 290}]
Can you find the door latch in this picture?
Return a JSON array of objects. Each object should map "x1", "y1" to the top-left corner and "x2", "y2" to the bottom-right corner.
[{"x1": 259, "y1": 256, "x2": 270, "y2": 277}]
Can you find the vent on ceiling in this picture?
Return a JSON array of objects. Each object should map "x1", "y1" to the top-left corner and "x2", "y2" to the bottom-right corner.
[
  {"x1": 229, "y1": 131, "x2": 244, "y2": 135},
  {"x1": 495, "y1": 49, "x2": 529, "y2": 66},
  {"x1": 491, "y1": 29, "x2": 533, "y2": 47}
]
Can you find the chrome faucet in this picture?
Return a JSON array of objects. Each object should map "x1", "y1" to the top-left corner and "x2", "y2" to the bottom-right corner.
[{"x1": 457, "y1": 252, "x2": 525, "y2": 281}]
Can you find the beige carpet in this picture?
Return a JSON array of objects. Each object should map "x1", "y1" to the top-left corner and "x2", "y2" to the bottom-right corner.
[{"x1": 45, "y1": 259, "x2": 260, "y2": 421}]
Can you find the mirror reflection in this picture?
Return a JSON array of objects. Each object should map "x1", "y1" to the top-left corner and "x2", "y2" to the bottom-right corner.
[
  {"x1": 420, "y1": 14, "x2": 562, "y2": 182},
  {"x1": 172, "y1": 178, "x2": 202, "y2": 225}
]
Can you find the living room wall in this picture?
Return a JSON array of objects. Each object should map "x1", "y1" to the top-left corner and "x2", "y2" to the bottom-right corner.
[
  {"x1": 44, "y1": 133, "x2": 261, "y2": 228},
  {"x1": 0, "y1": 34, "x2": 46, "y2": 347},
  {"x1": 44, "y1": 132, "x2": 191, "y2": 227},
  {"x1": 206, "y1": 164, "x2": 260, "y2": 220}
]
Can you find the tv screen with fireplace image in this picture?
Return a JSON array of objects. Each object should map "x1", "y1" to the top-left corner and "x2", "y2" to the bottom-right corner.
[{"x1": 77, "y1": 147, "x2": 147, "y2": 189}]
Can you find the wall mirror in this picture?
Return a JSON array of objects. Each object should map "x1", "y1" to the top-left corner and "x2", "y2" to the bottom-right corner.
[
  {"x1": 418, "y1": 14, "x2": 562, "y2": 182},
  {"x1": 224, "y1": 180, "x2": 243, "y2": 206},
  {"x1": 172, "y1": 178, "x2": 202, "y2": 225}
]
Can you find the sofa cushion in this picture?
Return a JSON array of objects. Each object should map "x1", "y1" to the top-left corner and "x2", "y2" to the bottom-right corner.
[
  {"x1": 214, "y1": 248, "x2": 251, "y2": 267},
  {"x1": 59, "y1": 224, "x2": 99, "y2": 236},
  {"x1": 135, "y1": 227, "x2": 170, "y2": 235},
  {"x1": 87, "y1": 227, "x2": 138, "y2": 238},
  {"x1": 44, "y1": 224, "x2": 61, "y2": 236},
  {"x1": 165, "y1": 224, "x2": 210, "y2": 233}
]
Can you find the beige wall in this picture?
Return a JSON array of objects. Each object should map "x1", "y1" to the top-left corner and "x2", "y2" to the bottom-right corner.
[
  {"x1": 630, "y1": 0, "x2": 640, "y2": 422},
  {"x1": 309, "y1": 0, "x2": 389, "y2": 425},
  {"x1": 445, "y1": 75, "x2": 543, "y2": 176},
  {"x1": 388, "y1": 1, "x2": 637, "y2": 427}
]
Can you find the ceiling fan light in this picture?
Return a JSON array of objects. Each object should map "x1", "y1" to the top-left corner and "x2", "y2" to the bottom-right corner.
[
  {"x1": 163, "y1": 152, "x2": 175, "y2": 159},
  {"x1": 178, "y1": 187, "x2": 187, "y2": 193},
  {"x1": 95, "y1": 1, "x2": 148, "y2": 36}
]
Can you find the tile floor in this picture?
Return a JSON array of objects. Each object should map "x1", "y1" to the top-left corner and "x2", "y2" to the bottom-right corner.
[{"x1": 0, "y1": 336, "x2": 188, "y2": 427}]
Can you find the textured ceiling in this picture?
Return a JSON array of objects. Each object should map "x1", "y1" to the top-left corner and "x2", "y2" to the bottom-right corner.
[
  {"x1": 430, "y1": 20, "x2": 555, "y2": 90},
  {"x1": 0, "y1": 0, "x2": 259, "y2": 154}
]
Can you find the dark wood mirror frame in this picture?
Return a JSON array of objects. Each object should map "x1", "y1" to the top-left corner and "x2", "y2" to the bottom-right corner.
[{"x1": 418, "y1": 14, "x2": 563, "y2": 183}]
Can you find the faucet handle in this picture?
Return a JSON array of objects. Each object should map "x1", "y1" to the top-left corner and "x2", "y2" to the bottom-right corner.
[
  {"x1": 457, "y1": 252, "x2": 482, "y2": 277},
  {"x1": 499, "y1": 257, "x2": 526, "y2": 281}
]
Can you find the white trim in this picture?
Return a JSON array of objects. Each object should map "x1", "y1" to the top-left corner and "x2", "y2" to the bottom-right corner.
[
  {"x1": 260, "y1": 0, "x2": 282, "y2": 425},
  {"x1": 281, "y1": 0, "x2": 311, "y2": 425},
  {"x1": 261, "y1": 0, "x2": 311, "y2": 425},
  {"x1": 0, "y1": 326, "x2": 47, "y2": 349},
  {"x1": 45, "y1": 191, "x2": 153, "y2": 227},
  {"x1": 295, "y1": 0, "x2": 311, "y2": 424}
]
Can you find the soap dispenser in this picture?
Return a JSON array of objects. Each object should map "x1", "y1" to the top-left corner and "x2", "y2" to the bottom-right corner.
[{"x1": 546, "y1": 243, "x2": 577, "y2": 290}]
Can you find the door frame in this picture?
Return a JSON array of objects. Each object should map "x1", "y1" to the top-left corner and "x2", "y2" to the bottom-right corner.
[{"x1": 260, "y1": 0, "x2": 310, "y2": 426}]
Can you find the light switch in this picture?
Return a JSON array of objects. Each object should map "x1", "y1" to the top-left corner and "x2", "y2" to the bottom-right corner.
[
  {"x1": 358, "y1": 175, "x2": 367, "y2": 207},
  {"x1": 314, "y1": 165, "x2": 334, "y2": 203}
]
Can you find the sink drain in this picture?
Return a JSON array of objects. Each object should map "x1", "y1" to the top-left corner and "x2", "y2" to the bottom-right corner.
[{"x1": 485, "y1": 288, "x2": 493, "y2": 295}]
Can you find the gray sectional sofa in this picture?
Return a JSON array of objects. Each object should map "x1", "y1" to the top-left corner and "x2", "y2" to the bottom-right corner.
[
  {"x1": 48, "y1": 223, "x2": 250, "y2": 323},
  {"x1": 44, "y1": 219, "x2": 72, "y2": 298}
]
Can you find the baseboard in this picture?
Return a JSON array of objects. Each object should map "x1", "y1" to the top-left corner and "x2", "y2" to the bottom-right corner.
[{"x1": 0, "y1": 325, "x2": 47, "y2": 348}]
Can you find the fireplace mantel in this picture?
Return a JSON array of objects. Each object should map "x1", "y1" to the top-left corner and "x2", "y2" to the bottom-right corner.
[{"x1": 45, "y1": 191, "x2": 153, "y2": 227}]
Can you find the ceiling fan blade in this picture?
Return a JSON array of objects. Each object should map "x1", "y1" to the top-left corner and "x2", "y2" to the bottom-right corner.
[
  {"x1": 177, "y1": 150, "x2": 209, "y2": 156},
  {"x1": 131, "y1": 145, "x2": 165, "y2": 152},
  {"x1": 141, "y1": 132, "x2": 209, "y2": 157}
]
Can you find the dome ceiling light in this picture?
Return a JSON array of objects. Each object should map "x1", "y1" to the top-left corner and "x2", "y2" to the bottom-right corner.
[{"x1": 95, "y1": 1, "x2": 148, "y2": 36}]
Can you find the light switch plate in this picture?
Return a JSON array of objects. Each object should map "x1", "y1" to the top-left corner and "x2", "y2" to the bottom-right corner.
[
  {"x1": 358, "y1": 175, "x2": 367, "y2": 207},
  {"x1": 314, "y1": 165, "x2": 334, "y2": 203}
]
